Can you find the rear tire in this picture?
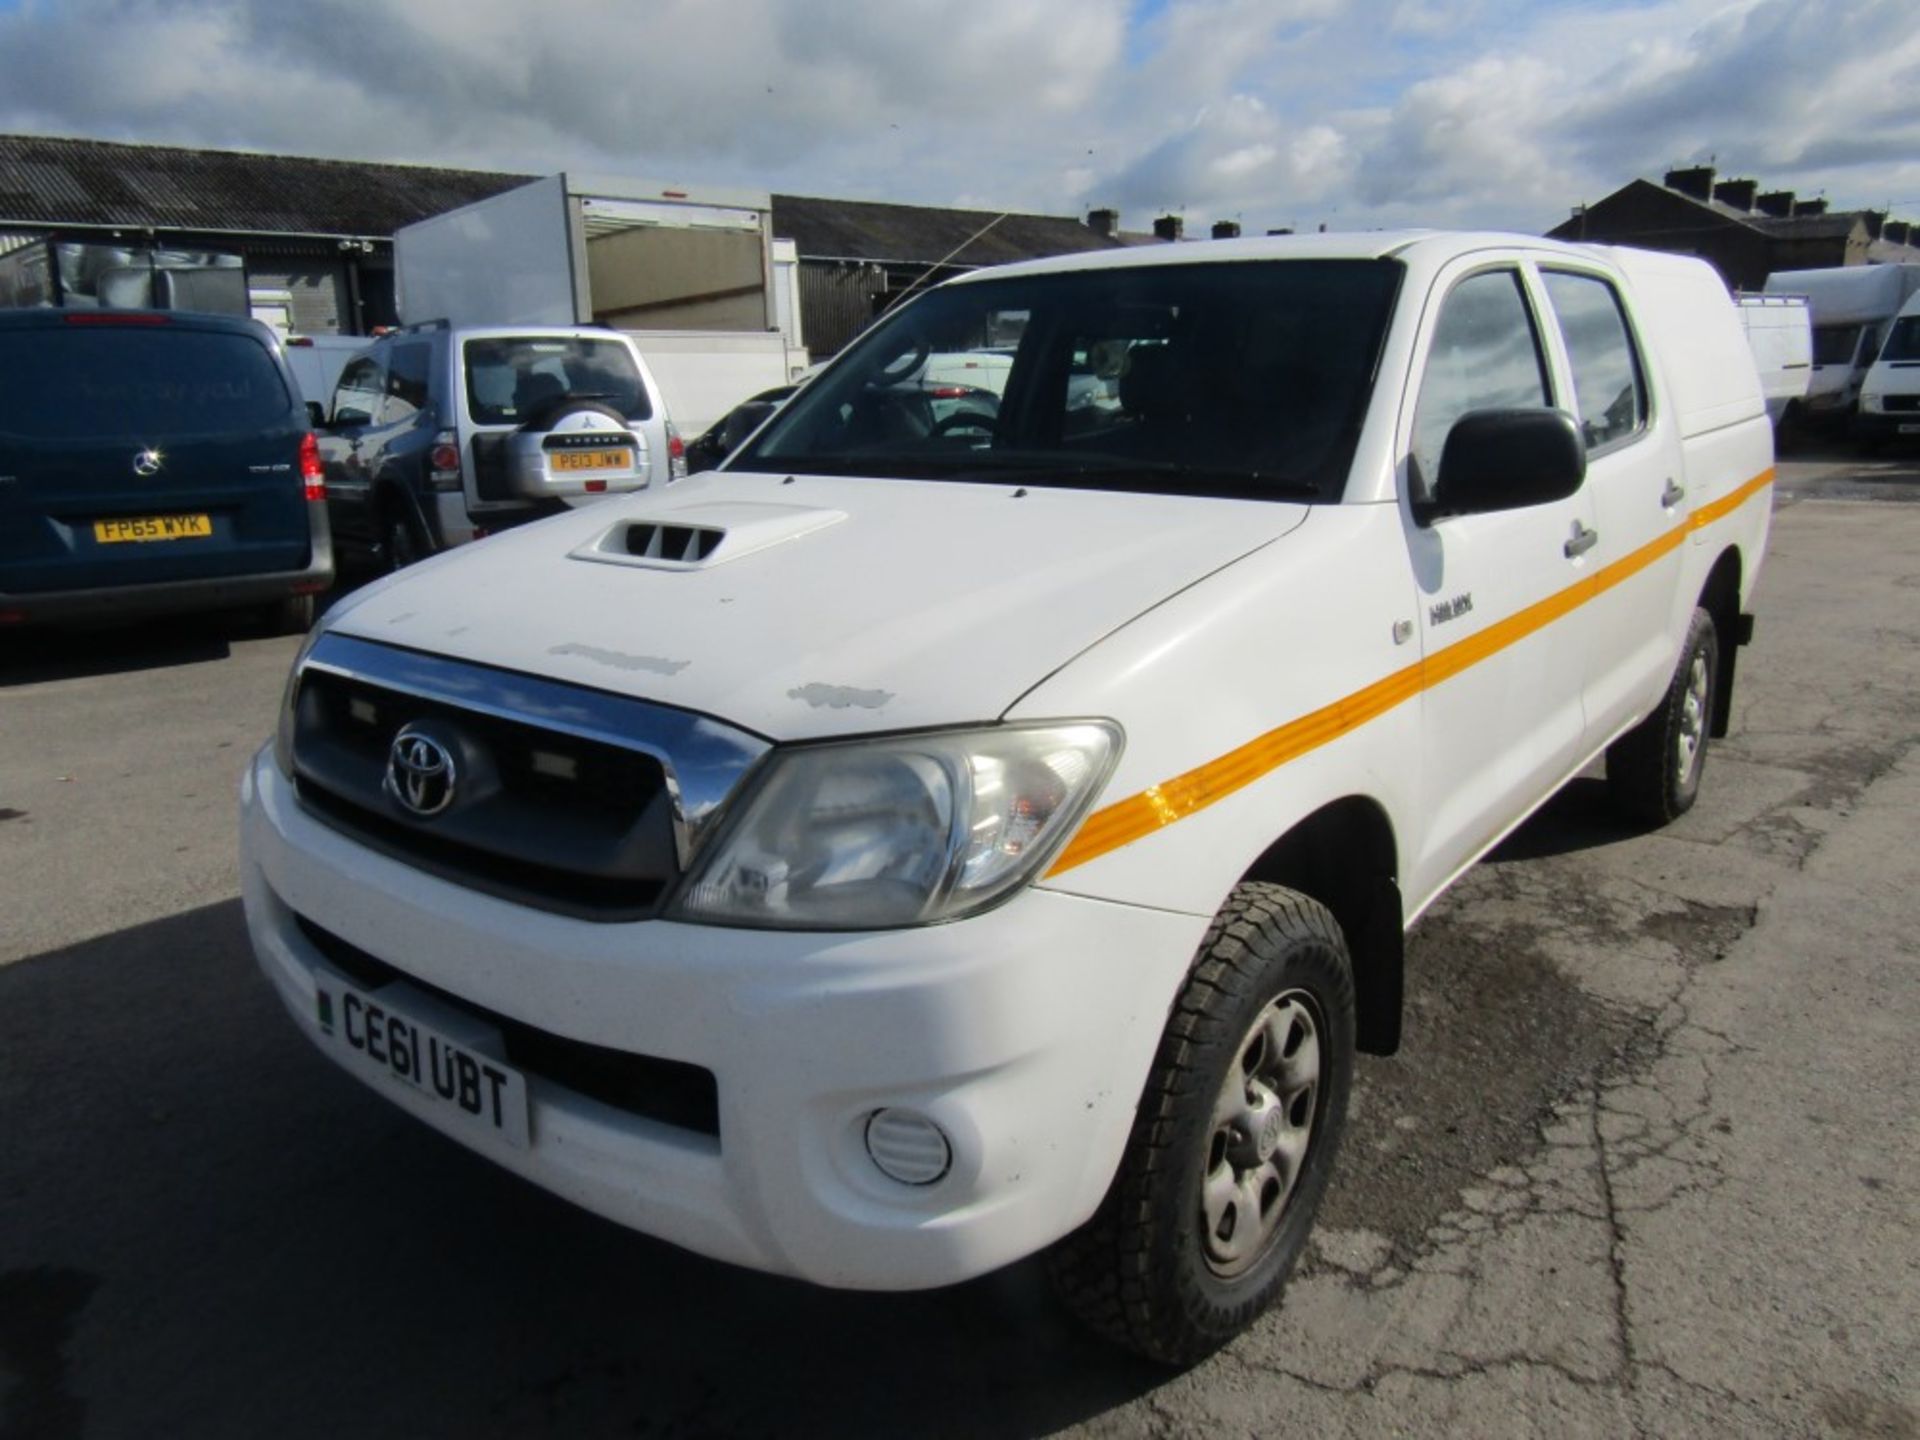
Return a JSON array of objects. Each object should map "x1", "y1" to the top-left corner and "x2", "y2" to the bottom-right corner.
[
  {"x1": 1606, "y1": 606, "x2": 1718, "y2": 825},
  {"x1": 1048, "y1": 883, "x2": 1355, "y2": 1366}
]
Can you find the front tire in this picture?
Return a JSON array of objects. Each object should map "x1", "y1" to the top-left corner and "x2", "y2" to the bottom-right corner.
[
  {"x1": 1049, "y1": 883, "x2": 1355, "y2": 1366},
  {"x1": 1606, "y1": 606, "x2": 1718, "y2": 825}
]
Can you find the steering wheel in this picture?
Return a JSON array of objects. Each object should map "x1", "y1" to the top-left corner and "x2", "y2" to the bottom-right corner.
[{"x1": 932, "y1": 410, "x2": 999, "y2": 438}]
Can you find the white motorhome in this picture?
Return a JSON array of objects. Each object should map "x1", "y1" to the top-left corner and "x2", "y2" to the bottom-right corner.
[
  {"x1": 1734, "y1": 294, "x2": 1811, "y2": 426},
  {"x1": 1762, "y1": 263, "x2": 1920, "y2": 422},
  {"x1": 244, "y1": 232, "x2": 1771, "y2": 1364},
  {"x1": 396, "y1": 175, "x2": 809, "y2": 436},
  {"x1": 1855, "y1": 289, "x2": 1920, "y2": 448}
]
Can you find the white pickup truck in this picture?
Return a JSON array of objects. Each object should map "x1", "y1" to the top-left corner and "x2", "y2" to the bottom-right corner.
[{"x1": 241, "y1": 232, "x2": 1771, "y2": 1364}]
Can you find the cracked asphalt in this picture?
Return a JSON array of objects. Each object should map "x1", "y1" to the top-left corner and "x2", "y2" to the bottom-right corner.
[{"x1": 2, "y1": 455, "x2": 1917, "y2": 1439}]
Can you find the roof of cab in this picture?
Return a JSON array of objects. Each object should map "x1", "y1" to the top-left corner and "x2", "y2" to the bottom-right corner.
[{"x1": 950, "y1": 230, "x2": 1625, "y2": 283}]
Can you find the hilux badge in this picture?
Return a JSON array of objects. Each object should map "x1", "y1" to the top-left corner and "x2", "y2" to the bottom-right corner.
[{"x1": 384, "y1": 727, "x2": 458, "y2": 817}]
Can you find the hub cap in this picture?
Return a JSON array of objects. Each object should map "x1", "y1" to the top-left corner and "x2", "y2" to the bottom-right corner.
[
  {"x1": 1200, "y1": 990, "x2": 1323, "y2": 1278},
  {"x1": 1676, "y1": 651, "x2": 1709, "y2": 787}
]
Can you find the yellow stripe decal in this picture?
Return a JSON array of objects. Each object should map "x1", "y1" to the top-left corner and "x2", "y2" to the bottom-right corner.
[{"x1": 1046, "y1": 467, "x2": 1775, "y2": 877}]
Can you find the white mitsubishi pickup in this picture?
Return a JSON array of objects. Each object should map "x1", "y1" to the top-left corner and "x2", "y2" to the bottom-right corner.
[{"x1": 240, "y1": 232, "x2": 1771, "y2": 1364}]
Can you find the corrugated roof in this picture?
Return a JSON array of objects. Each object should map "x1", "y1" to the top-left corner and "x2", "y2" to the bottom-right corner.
[
  {"x1": 769, "y1": 192, "x2": 1121, "y2": 267},
  {"x1": 0, "y1": 133, "x2": 1122, "y2": 269},
  {"x1": 0, "y1": 133, "x2": 529, "y2": 236}
]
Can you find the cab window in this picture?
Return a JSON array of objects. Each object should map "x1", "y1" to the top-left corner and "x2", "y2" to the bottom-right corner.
[
  {"x1": 331, "y1": 356, "x2": 385, "y2": 427},
  {"x1": 1411, "y1": 270, "x2": 1551, "y2": 497},
  {"x1": 1541, "y1": 271, "x2": 1647, "y2": 452}
]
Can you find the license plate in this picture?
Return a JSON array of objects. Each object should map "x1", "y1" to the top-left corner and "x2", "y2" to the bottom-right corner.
[
  {"x1": 313, "y1": 968, "x2": 530, "y2": 1148},
  {"x1": 550, "y1": 449, "x2": 632, "y2": 473},
  {"x1": 93, "y1": 513, "x2": 213, "y2": 543}
]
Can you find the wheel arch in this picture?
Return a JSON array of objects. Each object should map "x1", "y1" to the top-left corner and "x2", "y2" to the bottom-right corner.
[
  {"x1": 371, "y1": 473, "x2": 434, "y2": 552},
  {"x1": 1698, "y1": 545, "x2": 1743, "y2": 738},
  {"x1": 1238, "y1": 795, "x2": 1404, "y2": 1056}
]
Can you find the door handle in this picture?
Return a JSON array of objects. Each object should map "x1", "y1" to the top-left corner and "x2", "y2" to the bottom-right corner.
[
  {"x1": 1564, "y1": 521, "x2": 1599, "y2": 559},
  {"x1": 1662, "y1": 479, "x2": 1686, "y2": 508}
]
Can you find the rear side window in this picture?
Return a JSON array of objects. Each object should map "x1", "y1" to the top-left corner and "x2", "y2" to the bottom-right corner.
[
  {"x1": 1411, "y1": 269, "x2": 1551, "y2": 495},
  {"x1": 0, "y1": 326, "x2": 291, "y2": 440},
  {"x1": 384, "y1": 342, "x2": 432, "y2": 422},
  {"x1": 331, "y1": 356, "x2": 385, "y2": 426},
  {"x1": 1541, "y1": 270, "x2": 1647, "y2": 451},
  {"x1": 462, "y1": 338, "x2": 652, "y2": 426}
]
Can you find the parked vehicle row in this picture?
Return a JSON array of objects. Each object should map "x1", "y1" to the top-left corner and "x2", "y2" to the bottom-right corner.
[{"x1": 242, "y1": 231, "x2": 1772, "y2": 1364}]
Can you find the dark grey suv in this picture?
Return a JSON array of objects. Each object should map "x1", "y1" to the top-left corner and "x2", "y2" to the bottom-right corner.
[
  {"x1": 316, "y1": 323, "x2": 683, "y2": 571},
  {"x1": 0, "y1": 309, "x2": 333, "y2": 632}
]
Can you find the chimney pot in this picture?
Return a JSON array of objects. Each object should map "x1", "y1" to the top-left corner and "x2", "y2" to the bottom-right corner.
[
  {"x1": 1664, "y1": 165, "x2": 1716, "y2": 201},
  {"x1": 1712, "y1": 178, "x2": 1758, "y2": 212},
  {"x1": 1210, "y1": 220, "x2": 1241, "y2": 240},
  {"x1": 1086, "y1": 207, "x2": 1119, "y2": 237},
  {"x1": 1152, "y1": 214, "x2": 1184, "y2": 241}
]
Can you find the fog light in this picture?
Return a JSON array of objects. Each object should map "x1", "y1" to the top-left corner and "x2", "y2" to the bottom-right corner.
[{"x1": 864, "y1": 1108, "x2": 952, "y2": 1186}]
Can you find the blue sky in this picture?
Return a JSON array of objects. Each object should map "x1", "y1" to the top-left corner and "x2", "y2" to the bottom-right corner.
[{"x1": 0, "y1": 0, "x2": 1915, "y2": 235}]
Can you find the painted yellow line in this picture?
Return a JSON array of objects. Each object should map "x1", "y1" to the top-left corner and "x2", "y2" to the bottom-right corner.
[{"x1": 1046, "y1": 467, "x2": 1775, "y2": 877}]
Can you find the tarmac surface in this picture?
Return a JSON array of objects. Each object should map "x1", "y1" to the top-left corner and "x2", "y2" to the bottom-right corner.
[{"x1": 2, "y1": 449, "x2": 1917, "y2": 1439}]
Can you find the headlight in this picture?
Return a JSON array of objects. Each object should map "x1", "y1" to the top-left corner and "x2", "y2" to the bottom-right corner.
[
  {"x1": 1859, "y1": 391, "x2": 1883, "y2": 412},
  {"x1": 671, "y1": 721, "x2": 1122, "y2": 929},
  {"x1": 272, "y1": 624, "x2": 328, "y2": 776}
]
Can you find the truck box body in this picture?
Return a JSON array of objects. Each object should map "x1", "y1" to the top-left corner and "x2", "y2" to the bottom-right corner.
[
  {"x1": 1762, "y1": 263, "x2": 1920, "y2": 416},
  {"x1": 1733, "y1": 294, "x2": 1813, "y2": 425},
  {"x1": 395, "y1": 175, "x2": 808, "y2": 435}
]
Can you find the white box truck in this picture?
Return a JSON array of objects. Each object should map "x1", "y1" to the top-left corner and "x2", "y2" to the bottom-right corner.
[
  {"x1": 1734, "y1": 294, "x2": 1812, "y2": 426},
  {"x1": 1762, "y1": 263, "x2": 1920, "y2": 424},
  {"x1": 395, "y1": 174, "x2": 809, "y2": 436}
]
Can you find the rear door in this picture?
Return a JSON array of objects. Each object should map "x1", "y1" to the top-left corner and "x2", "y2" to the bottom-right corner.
[
  {"x1": 1535, "y1": 263, "x2": 1687, "y2": 741},
  {"x1": 1399, "y1": 261, "x2": 1597, "y2": 904},
  {"x1": 0, "y1": 315, "x2": 311, "y2": 595}
]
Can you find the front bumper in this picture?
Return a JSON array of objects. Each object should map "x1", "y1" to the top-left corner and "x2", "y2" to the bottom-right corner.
[
  {"x1": 239, "y1": 747, "x2": 1203, "y2": 1290},
  {"x1": 1853, "y1": 409, "x2": 1920, "y2": 442}
]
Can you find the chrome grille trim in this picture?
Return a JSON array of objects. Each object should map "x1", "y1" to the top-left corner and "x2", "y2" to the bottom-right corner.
[{"x1": 296, "y1": 631, "x2": 772, "y2": 869}]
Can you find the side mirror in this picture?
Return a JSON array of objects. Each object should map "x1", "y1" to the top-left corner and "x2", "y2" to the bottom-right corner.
[
  {"x1": 1423, "y1": 409, "x2": 1586, "y2": 522},
  {"x1": 333, "y1": 406, "x2": 374, "y2": 427},
  {"x1": 306, "y1": 401, "x2": 328, "y2": 429}
]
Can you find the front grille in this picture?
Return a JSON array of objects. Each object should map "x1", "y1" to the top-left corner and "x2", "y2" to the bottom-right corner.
[
  {"x1": 1883, "y1": 394, "x2": 1920, "y2": 413},
  {"x1": 291, "y1": 666, "x2": 678, "y2": 921},
  {"x1": 296, "y1": 914, "x2": 721, "y2": 1139}
]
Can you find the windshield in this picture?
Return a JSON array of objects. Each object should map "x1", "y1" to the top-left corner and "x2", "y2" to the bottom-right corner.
[
  {"x1": 731, "y1": 259, "x2": 1402, "y2": 501},
  {"x1": 0, "y1": 326, "x2": 290, "y2": 440},
  {"x1": 1878, "y1": 315, "x2": 1920, "y2": 363},
  {"x1": 462, "y1": 337, "x2": 652, "y2": 426},
  {"x1": 1811, "y1": 323, "x2": 1864, "y2": 368}
]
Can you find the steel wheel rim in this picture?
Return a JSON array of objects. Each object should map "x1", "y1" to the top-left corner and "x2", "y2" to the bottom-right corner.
[
  {"x1": 1676, "y1": 651, "x2": 1709, "y2": 787},
  {"x1": 1199, "y1": 989, "x2": 1324, "y2": 1278}
]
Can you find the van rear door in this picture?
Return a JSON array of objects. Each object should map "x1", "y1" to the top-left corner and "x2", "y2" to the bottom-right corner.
[{"x1": 0, "y1": 314, "x2": 313, "y2": 595}]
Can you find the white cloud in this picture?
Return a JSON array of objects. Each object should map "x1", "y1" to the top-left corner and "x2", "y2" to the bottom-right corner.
[{"x1": 0, "y1": 0, "x2": 1917, "y2": 234}]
